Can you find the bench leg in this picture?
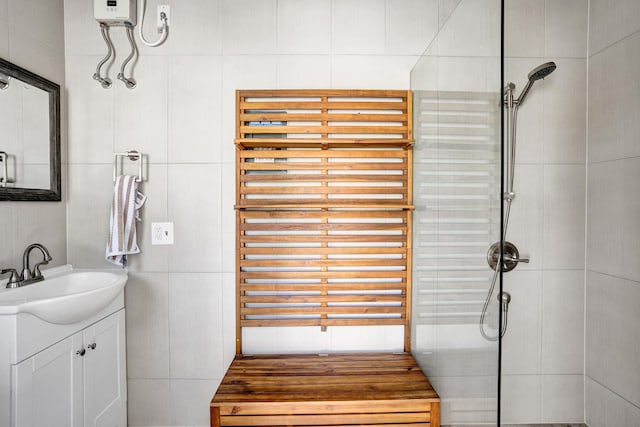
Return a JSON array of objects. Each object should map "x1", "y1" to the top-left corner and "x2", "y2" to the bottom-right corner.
[{"x1": 210, "y1": 406, "x2": 221, "y2": 427}]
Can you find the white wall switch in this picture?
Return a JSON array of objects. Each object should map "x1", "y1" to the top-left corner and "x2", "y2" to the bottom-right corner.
[{"x1": 151, "y1": 222, "x2": 174, "y2": 245}]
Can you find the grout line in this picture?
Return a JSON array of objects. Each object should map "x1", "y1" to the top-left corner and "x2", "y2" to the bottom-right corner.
[
  {"x1": 587, "y1": 375, "x2": 640, "y2": 411},
  {"x1": 588, "y1": 28, "x2": 640, "y2": 58}
]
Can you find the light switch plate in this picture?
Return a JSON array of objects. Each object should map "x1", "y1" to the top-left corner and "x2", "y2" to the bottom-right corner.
[{"x1": 151, "y1": 222, "x2": 174, "y2": 245}]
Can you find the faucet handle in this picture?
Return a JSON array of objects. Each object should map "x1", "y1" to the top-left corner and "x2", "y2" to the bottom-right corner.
[
  {"x1": 33, "y1": 260, "x2": 50, "y2": 279},
  {"x1": 1, "y1": 268, "x2": 20, "y2": 287}
]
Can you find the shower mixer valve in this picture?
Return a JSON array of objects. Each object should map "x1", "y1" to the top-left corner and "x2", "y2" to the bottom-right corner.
[{"x1": 487, "y1": 241, "x2": 529, "y2": 272}]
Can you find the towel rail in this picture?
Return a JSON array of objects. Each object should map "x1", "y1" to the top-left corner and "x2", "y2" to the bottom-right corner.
[{"x1": 113, "y1": 150, "x2": 143, "y2": 182}]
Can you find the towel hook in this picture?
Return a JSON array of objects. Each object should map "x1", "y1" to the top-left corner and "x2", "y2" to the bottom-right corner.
[{"x1": 113, "y1": 150, "x2": 143, "y2": 182}]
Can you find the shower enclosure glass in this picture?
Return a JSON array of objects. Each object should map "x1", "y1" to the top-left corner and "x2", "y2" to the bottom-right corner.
[{"x1": 410, "y1": 0, "x2": 503, "y2": 425}]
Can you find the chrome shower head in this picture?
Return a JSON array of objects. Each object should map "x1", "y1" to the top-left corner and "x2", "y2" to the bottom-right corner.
[
  {"x1": 528, "y1": 61, "x2": 556, "y2": 81},
  {"x1": 517, "y1": 61, "x2": 557, "y2": 105}
]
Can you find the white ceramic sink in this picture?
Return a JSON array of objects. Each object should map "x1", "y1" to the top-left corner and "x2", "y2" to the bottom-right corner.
[{"x1": 0, "y1": 265, "x2": 127, "y2": 324}]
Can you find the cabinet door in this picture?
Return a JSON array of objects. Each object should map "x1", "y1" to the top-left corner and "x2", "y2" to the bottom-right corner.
[
  {"x1": 12, "y1": 332, "x2": 84, "y2": 427},
  {"x1": 83, "y1": 310, "x2": 127, "y2": 427}
]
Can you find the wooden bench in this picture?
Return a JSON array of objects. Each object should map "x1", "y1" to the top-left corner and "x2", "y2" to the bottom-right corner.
[{"x1": 210, "y1": 353, "x2": 440, "y2": 427}]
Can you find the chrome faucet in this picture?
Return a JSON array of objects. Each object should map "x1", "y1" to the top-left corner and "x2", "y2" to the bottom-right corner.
[{"x1": 1, "y1": 243, "x2": 52, "y2": 288}]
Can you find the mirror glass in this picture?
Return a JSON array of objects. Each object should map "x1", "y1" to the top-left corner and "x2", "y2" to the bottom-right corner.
[{"x1": 0, "y1": 58, "x2": 61, "y2": 201}]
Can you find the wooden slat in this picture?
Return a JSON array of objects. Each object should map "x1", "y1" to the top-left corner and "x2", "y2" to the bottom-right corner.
[
  {"x1": 211, "y1": 353, "x2": 440, "y2": 427},
  {"x1": 235, "y1": 89, "x2": 414, "y2": 351}
]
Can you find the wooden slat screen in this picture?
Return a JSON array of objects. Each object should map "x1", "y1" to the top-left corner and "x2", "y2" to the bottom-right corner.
[{"x1": 235, "y1": 90, "x2": 415, "y2": 353}]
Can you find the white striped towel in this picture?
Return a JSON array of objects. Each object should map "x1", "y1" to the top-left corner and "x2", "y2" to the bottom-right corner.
[{"x1": 106, "y1": 175, "x2": 147, "y2": 267}]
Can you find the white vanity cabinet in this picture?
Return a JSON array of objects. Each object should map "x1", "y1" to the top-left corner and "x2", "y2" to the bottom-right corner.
[{"x1": 9, "y1": 309, "x2": 127, "y2": 427}]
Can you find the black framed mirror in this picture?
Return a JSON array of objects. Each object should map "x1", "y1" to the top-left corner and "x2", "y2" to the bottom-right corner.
[{"x1": 0, "y1": 57, "x2": 61, "y2": 201}]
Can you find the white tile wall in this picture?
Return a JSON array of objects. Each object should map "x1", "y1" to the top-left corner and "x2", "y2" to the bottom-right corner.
[
  {"x1": 169, "y1": 273, "x2": 224, "y2": 379},
  {"x1": 586, "y1": 272, "x2": 640, "y2": 408},
  {"x1": 586, "y1": 5, "x2": 640, "y2": 426},
  {"x1": 502, "y1": 270, "x2": 543, "y2": 375},
  {"x1": 542, "y1": 165, "x2": 585, "y2": 270},
  {"x1": 125, "y1": 273, "x2": 170, "y2": 379},
  {"x1": 541, "y1": 271, "x2": 584, "y2": 374},
  {"x1": 589, "y1": 0, "x2": 640, "y2": 55},
  {"x1": 60, "y1": 1, "x2": 442, "y2": 425},
  {"x1": 587, "y1": 158, "x2": 640, "y2": 281},
  {"x1": 541, "y1": 374, "x2": 584, "y2": 422},
  {"x1": 588, "y1": 31, "x2": 640, "y2": 163},
  {"x1": 385, "y1": 0, "x2": 438, "y2": 55},
  {"x1": 221, "y1": 0, "x2": 277, "y2": 54},
  {"x1": 505, "y1": 0, "x2": 545, "y2": 57},
  {"x1": 544, "y1": 0, "x2": 588, "y2": 58},
  {"x1": 586, "y1": 376, "x2": 640, "y2": 427},
  {"x1": 332, "y1": 0, "x2": 386, "y2": 54},
  {"x1": 168, "y1": 56, "x2": 222, "y2": 164},
  {"x1": 500, "y1": 0, "x2": 588, "y2": 424},
  {"x1": 127, "y1": 379, "x2": 171, "y2": 426},
  {"x1": 277, "y1": 0, "x2": 331, "y2": 54},
  {"x1": 501, "y1": 374, "x2": 542, "y2": 423}
]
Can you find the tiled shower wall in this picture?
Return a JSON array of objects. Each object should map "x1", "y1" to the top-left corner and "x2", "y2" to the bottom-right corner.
[
  {"x1": 62, "y1": 0, "x2": 440, "y2": 425},
  {"x1": 0, "y1": 0, "x2": 67, "y2": 271},
  {"x1": 586, "y1": 1, "x2": 640, "y2": 426},
  {"x1": 502, "y1": 0, "x2": 587, "y2": 424}
]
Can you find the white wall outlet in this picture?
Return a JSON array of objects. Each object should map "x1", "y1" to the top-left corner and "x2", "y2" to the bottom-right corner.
[
  {"x1": 157, "y1": 5, "x2": 170, "y2": 33},
  {"x1": 151, "y1": 222, "x2": 174, "y2": 245}
]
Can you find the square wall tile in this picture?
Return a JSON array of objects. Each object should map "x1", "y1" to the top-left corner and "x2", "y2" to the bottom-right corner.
[
  {"x1": 586, "y1": 376, "x2": 640, "y2": 427},
  {"x1": 332, "y1": 55, "x2": 416, "y2": 89},
  {"x1": 541, "y1": 270, "x2": 584, "y2": 374},
  {"x1": 276, "y1": 55, "x2": 332, "y2": 89},
  {"x1": 332, "y1": 0, "x2": 385, "y2": 54},
  {"x1": 277, "y1": 0, "x2": 331, "y2": 54},
  {"x1": 222, "y1": 0, "x2": 277, "y2": 54},
  {"x1": 127, "y1": 379, "x2": 171, "y2": 427},
  {"x1": 501, "y1": 374, "x2": 542, "y2": 423},
  {"x1": 65, "y1": 55, "x2": 114, "y2": 164},
  {"x1": 436, "y1": 56, "x2": 500, "y2": 93},
  {"x1": 589, "y1": 0, "x2": 640, "y2": 55},
  {"x1": 276, "y1": 327, "x2": 332, "y2": 353},
  {"x1": 587, "y1": 158, "x2": 640, "y2": 281},
  {"x1": 543, "y1": 58, "x2": 586, "y2": 164},
  {"x1": 167, "y1": 164, "x2": 222, "y2": 272},
  {"x1": 168, "y1": 0, "x2": 221, "y2": 55},
  {"x1": 67, "y1": 164, "x2": 115, "y2": 268},
  {"x1": 125, "y1": 273, "x2": 170, "y2": 379},
  {"x1": 544, "y1": 0, "x2": 588, "y2": 58},
  {"x1": 586, "y1": 272, "x2": 640, "y2": 408},
  {"x1": 168, "y1": 56, "x2": 222, "y2": 164},
  {"x1": 502, "y1": 270, "x2": 542, "y2": 375},
  {"x1": 9, "y1": 0, "x2": 64, "y2": 53},
  {"x1": 504, "y1": 0, "x2": 544, "y2": 57},
  {"x1": 12, "y1": 201, "x2": 67, "y2": 268},
  {"x1": 169, "y1": 273, "x2": 224, "y2": 379},
  {"x1": 242, "y1": 327, "x2": 278, "y2": 354},
  {"x1": 0, "y1": 203, "x2": 16, "y2": 268},
  {"x1": 436, "y1": 0, "x2": 500, "y2": 57},
  {"x1": 114, "y1": 55, "x2": 169, "y2": 163},
  {"x1": 588, "y1": 32, "x2": 640, "y2": 163},
  {"x1": 170, "y1": 379, "x2": 221, "y2": 427},
  {"x1": 541, "y1": 374, "x2": 584, "y2": 422},
  {"x1": 385, "y1": 0, "x2": 438, "y2": 55},
  {"x1": 543, "y1": 165, "x2": 585, "y2": 270}
]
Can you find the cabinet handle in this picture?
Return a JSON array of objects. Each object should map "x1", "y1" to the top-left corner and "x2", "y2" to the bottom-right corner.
[
  {"x1": 87, "y1": 343, "x2": 97, "y2": 350},
  {"x1": 76, "y1": 348, "x2": 86, "y2": 356}
]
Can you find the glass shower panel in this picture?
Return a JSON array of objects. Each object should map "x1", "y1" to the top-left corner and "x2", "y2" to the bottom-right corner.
[{"x1": 410, "y1": 1, "x2": 502, "y2": 425}]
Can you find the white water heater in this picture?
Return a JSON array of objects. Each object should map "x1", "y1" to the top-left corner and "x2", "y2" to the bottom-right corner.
[{"x1": 94, "y1": 0, "x2": 136, "y2": 26}]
